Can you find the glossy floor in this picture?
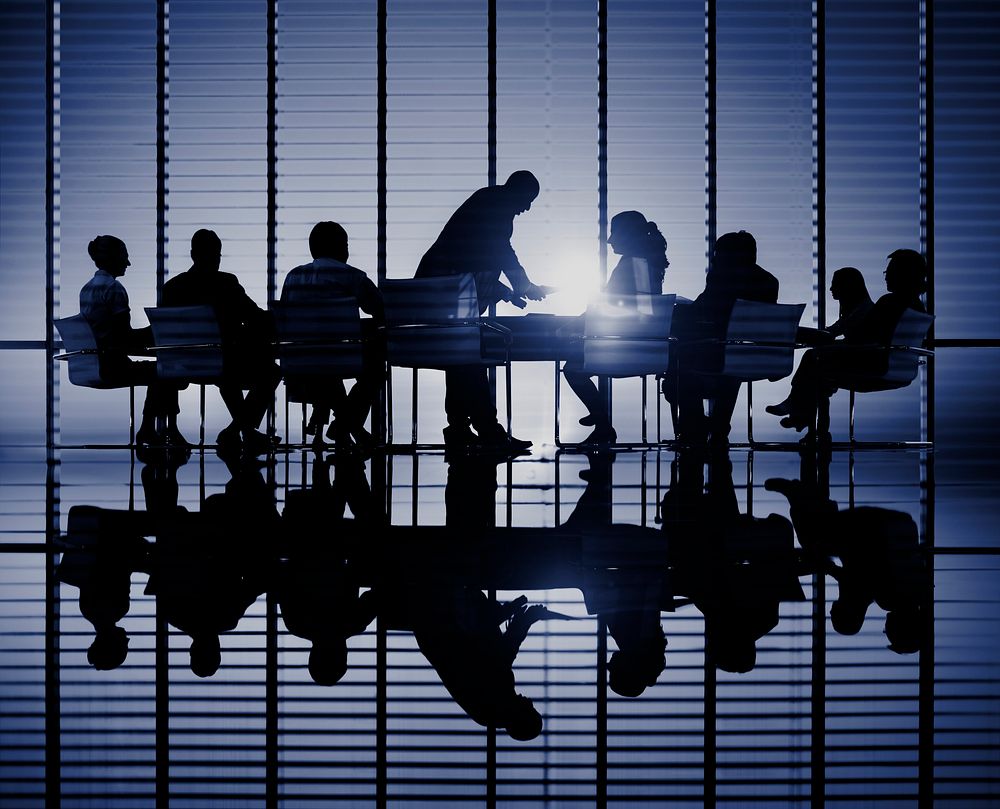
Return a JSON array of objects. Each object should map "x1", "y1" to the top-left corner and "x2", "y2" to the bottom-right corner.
[{"x1": 0, "y1": 443, "x2": 997, "y2": 807}]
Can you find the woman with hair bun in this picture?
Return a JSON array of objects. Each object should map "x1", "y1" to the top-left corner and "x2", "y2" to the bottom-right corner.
[{"x1": 562, "y1": 211, "x2": 670, "y2": 445}]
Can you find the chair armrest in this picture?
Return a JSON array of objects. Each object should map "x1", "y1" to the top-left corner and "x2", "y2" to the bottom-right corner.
[{"x1": 479, "y1": 320, "x2": 513, "y2": 346}]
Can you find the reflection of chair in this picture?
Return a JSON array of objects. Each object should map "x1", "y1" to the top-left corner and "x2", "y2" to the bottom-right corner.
[
  {"x1": 817, "y1": 309, "x2": 934, "y2": 444},
  {"x1": 693, "y1": 299, "x2": 806, "y2": 444},
  {"x1": 380, "y1": 273, "x2": 511, "y2": 448},
  {"x1": 555, "y1": 293, "x2": 677, "y2": 446},
  {"x1": 271, "y1": 297, "x2": 364, "y2": 444},
  {"x1": 145, "y1": 305, "x2": 223, "y2": 445},
  {"x1": 54, "y1": 314, "x2": 137, "y2": 445}
]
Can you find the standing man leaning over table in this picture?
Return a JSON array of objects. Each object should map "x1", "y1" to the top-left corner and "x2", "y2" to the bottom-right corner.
[{"x1": 415, "y1": 170, "x2": 549, "y2": 453}]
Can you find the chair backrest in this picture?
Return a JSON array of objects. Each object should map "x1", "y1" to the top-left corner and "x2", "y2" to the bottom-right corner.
[
  {"x1": 379, "y1": 274, "x2": 486, "y2": 369},
  {"x1": 883, "y1": 309, "x2": 935, "y2": 386},
  {"x1": 582, "y1": 293, "x2": 676, "y2": 377},
  {"x1": 719, "y1": 300, "x2": 806, "y2": 381},
  {"x1": 145, "y1": 305, "x2": 224, "y2": 382},
  {"x1": 54, "y1": 314, "x2": 105, "y2": 388},
  {"x1": 271, "y1": 297, "x2": 364, "y2": 378}
]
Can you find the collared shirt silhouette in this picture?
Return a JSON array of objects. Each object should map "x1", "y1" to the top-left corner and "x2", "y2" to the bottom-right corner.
[
  {"x1": 79, "y1": 234, "x2": 186, "y2": 446},
  {"x1": 162, "y1": 228, "x2": 281, "y2": 455},
  {"x1": 415, "y1": 170, "x2": 546, "y2": 452},
  {"x1": 280, "y1": 221, "x2": 385, "y2": 451}
]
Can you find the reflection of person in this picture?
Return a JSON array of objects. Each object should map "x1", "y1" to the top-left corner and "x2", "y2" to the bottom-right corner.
[
  {"x1": 769, "y1": 250, "x2": 927, "y2": 441},
  {"x1": 766, "y1": 451, "x2": 929, "y2": 653},
  {"x1": 162, "y1": 229, "x2": 282, "y2": 456},
  {"x1": 663, "y1": 231, "x2": 779, "y2": 446},
  {"x1": 415, "y1": 170, "x2": 547, "y2": 452},
  {"x1": 79, "y1": 235, "x2": 187, "y2": 447},
  {"x1": 56, "y1": 508, "x2": 152, "y2": 670},
  {"x1": 664, "y1": 451, "x2": 800, "y2": 674},
  {"x1": 562, "y1": 211, "x2": 670, "y2": 445},
  {"x1": 280, "y1": 221, "x2": 385, "y2": 452},
  {"x1": 411, "y1": 587, "x2": 546, "y2": 740}
]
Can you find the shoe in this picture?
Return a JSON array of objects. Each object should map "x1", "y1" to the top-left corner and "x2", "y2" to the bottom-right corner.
[
  {"x1": 351, "y1": 424, "x2": 376, "y2": 455},
  {"x1": 217, "y1": 424, "x2": 242, "y2": 447},
  {"x1": 242, "y1": 429, "x2": 278, "y2": 456},
  {"x1": 580, "y1": 425, "x2": 617, "y2": 446},
  {"x1": 443, "y1": 424, "x2": 478, "y2": 449},
  {"x1": 765, "y1": 400, "x2": 792, "y2": 417},
  {"x1": 474, "y1": 423, "x2": 532, "y2": 453},
  {"x1": 779, "y1": 416, "x2": 809, "y2": 433},
  {"x1": 135, "y1": 426, "x2": 160, "y2": 447},
  {"x1": 162, "y1": 426, "x2": 191, "y2": 449},
  {"x1": 578, "y1": 414, "x2": 597, "y2": 427}
]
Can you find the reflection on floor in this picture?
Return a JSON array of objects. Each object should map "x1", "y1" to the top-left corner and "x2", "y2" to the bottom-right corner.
[{"x1": 1, "y1": 443, "x2": 998, "y2": 807}]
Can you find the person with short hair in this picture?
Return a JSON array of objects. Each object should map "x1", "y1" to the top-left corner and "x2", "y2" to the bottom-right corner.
[
  {"x1": 79, "y1": 235, "x2": 188, "y2": 447},
  {"x1": 280, "y1": 221, "x2": 385, "y2": 451},
  {"x1": 415, "y1": 170, "x2": 548, "y2": 452},
  {"x1": 161, "y1": 229, "x2": 282, "y2": 456}
]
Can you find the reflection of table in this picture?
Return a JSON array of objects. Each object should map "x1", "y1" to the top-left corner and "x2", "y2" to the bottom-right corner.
[{"x1": 490, "y1": 314, "x2": 580, "y2": 361}]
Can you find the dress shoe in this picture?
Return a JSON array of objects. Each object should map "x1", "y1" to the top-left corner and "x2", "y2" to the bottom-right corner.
[{"x1": 765, "y1": 400, "x2": 792, "y2": 417}]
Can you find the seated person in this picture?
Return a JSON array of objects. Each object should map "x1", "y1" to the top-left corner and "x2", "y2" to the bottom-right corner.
[
  {"x1": 562, "y1": 210, "x2": 670, "y2": 445},
  {"x1": 767, "y1": 249, "x2": 927, "y2": 441},
  {"x1": 766, "y1": 266, "x2": 874, "y2": 415},
  {"x1": 162, "y1": 229, "x2": 282, "y2": 456},
  {"x1": 79, "y1": 235, "x2": 187, "y2": 447},
  {"x1": 279, "y1": 221, "x2": 385, "y2": 452},
  {"x1": 662, "y1": 231, "x2": 779, "y2": 446}
]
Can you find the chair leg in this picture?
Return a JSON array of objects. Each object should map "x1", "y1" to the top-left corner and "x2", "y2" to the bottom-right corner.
[
  {"x1": 656, "y1": 379, "x2": 662, "y2": 444},
  {"x1": 554, "y1": 361, "x2": 561, "y2": 445},
  {"x1": 199, "y1": 384, "x2": 206, "y2": 447},
  {"x1": 746, "y1": 380, "x2": 754, "y2": 445},
  {"x1": 849, "y1": 389, "x2": 856, "y2": 443},
  {"x1": 301, "y1": 403, "x2": 307, "y2": 447},
  {"x1": 505, "y1": 357, "x2": 512, "y2": 436},
  {"x1": 411, "y1": 368, "x2": 418, "y2": 446},
  {"x1": 284, "y1": 395, "x2": 289, "y2": 448},
  {"x1": 641, "y1": 376, "x2": 648, "y2": 444},
  {"x1": 129, "y1": 386, "x2": 135, "y2": 446}
]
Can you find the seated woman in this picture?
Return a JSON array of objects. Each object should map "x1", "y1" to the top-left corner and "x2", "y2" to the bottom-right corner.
[
  {"x1": 766, "y1": 265, "x2": 873, "y2": 416},
  {"x1": 767, "y1": 250, "x2": 927, "y2": 442},
  {"x1": 562, "y1": 210, "x2": 669, "y2": 444},
  {"x1": 79, "y1": 235, "x2": 187, "y2": 447}
]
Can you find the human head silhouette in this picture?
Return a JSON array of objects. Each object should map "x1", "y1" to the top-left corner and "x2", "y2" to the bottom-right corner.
[
  {"x1": 830, "y1": 266, "x2": 870, "y2": 309},
  {"x1": 190, "y1": 634, "x2": 222, "y2": 678},
  {"x1": 884, "y1": 249, "x2": 927, "y2": 299},
  {"x1": 309, "y1": 221, "x2": 349, "y2": 263},
  {"x1": 88, "y1": 235, "x2": 130, "y2": 277},
  {"x1": 713, "y1": 231, "x2": 757, "y2": 274},
  {"x1": 885, "y1": 607, "x2": 922, "y2": 654},
  {"x1": 504, "y1": 693, "x2": 543, "y2": 741},
  {"x1": 87, "y1": 626, "x2": 129, "y2": 671},
  {"x1": 308, "y1": 639, "x2": 349, "y2": 686},
  {"x1": 607, "y1": 643, "x2": 667, "y2": 698},
  {"x1": 830, "y1": 597, "x2": 869, "y2": 636},
  {"x1": 504, "y1": 170, "x2": 540, "y2": 214},
  {"x1": 190, "y1": 228, "x2": 223, "y2": 272},
  {"x1": 608, "y1": 210, "x2": 649, "y2": 256}
]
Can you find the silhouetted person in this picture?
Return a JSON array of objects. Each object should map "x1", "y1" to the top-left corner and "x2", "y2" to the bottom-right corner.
[
  {"x1": 766, "y1": 266, "x2": 874, "y2": 418},
  {"x1": 411, "y1": 587, "x2": 546, "y2": 740},
  {"x1": 162, "y1": 229, "x2": 282, "y2": 456},
  {"x1": 766, "y1": 451, "x2": 929, "y2": 654},
  {"x1": 663, "y1": 231, "x2": 779, "y2": 446},
  {"x1": 664, "y1": 451, "x2": 800, "y2": 674},
  {"x1": 416, "y1": 170, "x2": 548, "y2": 453},
  {"x1": 563, "y1": 211, "x2": 670, "y2": 444},
  {"x1": 79, "y1": 235, "x2": 188, "y2": 447},
  {"x1": 280, "y1": 221, "x2": 385, "y2": 453},
  {"x1": 146, "y1": 454, "x2": 276, "y2": 677},
  {"x1": 57, "y1": 507, "x2": 152, "y2": 670},
  {"x1": 769, "y1": 250, "x2": 927, "y2": 441}
]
